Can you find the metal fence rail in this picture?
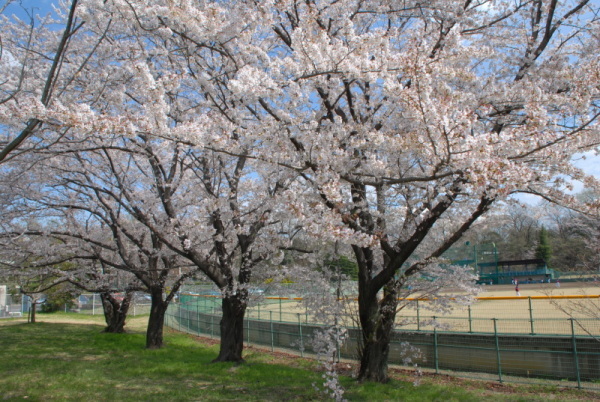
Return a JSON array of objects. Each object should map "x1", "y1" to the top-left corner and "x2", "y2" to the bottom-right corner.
[{"x1": 168, "y1": 294, "x2": 600, "y2": 390}]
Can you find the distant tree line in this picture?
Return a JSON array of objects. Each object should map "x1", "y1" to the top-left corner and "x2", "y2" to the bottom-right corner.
[{"x1": 461, "y1": 194, "x2": 599, "y2": 272}]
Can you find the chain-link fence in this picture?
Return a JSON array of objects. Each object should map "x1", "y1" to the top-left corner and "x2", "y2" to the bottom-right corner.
[
  {"x1": 180, "y1": 291, "x2": 600, "y2": 337},
  {"x1": 399, "y1": 296, "x2": 600, "y2": 336},
  {"x1": 70, "y1": 293, "x2": 152, "y2": 316},
  {"x1": 0, "y1": 292, "x2": 152, "y2": 319},
  {"x1": 65, "y1": 293, "x2": 151, "y2": 316},
  {"x1": 168, "y1": 293, "x2": 600, "y2": 390}
]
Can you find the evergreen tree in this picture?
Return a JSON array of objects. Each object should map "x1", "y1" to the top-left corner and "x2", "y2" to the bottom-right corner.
[
  {"x1": 535, "y1": 227, "x2": 552, "y2": 264},
  {"x1": 325, "y1": 255, "x2": 359, "y2": 281}
]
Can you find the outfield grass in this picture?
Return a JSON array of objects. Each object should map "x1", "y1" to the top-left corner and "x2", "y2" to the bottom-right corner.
[{"x1": 1, "y1": 313, "x2": 597, "y2": 401}]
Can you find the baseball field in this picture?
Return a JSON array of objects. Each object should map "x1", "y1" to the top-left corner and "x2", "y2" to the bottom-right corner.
[{"x1": 237, "y1": 281, "x2": 600, "y2": 336}]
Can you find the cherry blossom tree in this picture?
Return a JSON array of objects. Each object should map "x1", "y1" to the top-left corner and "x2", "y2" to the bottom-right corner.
[
  {"x1": 0, "y1": 221, "x2": 143, "y2": 331},
  {"x1": 18, "y1": 131, "x2": 296, "y2": 358},
  {"x1": 263, "y1": 0, "x2": 599, "y2": 382},
  {"x1": 3, "y1": 0, "x2": 298, "y2": 359},
  {"x1": 37, "y1": 139, "x2": 200, "y2": 348}
]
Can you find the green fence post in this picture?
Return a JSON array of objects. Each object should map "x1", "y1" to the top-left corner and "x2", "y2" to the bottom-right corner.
[
  {"x1": 433, "y1": 316, "x2": 439, "y2": 374},
  {"x1": 493, "y1": 318, "x2": 502, "y2": 383},
  {"x1": 528, "y1": 297, "x2": 535, "y2": 335},
  {"x1": 178, "y1": 303, "x2": 182, "y2": 332},
  {"x1": 211, "y1": 314, "x2": 214, "y2": 338},
  {"x1": 279, "y1": 298, "x2": 282, "y2": 322},
  {"x1": 468, "y1": 305, "x2": 473, "y2": 333},
  {"x1": 247, "y1": 318, "x2": 250, "y2": 346},
  {"x1": 270, "y1": 311, "x2": 274, "y2": 352},
  {"x1": 258, "y1": 303, "x2": 261, "y2": 321},
  {"x1": 416, "y1": 300, "x2": 420, "y2": 331},
  {"x1": 570, "y1": 318, "x2": 581, "y2": 389},
  {"x1": 298, "y1": 313, "x2": 304, "y2": 357},
  {"x1": 185, "y1": 303, "x2": 189, "y2": 331},
  {"x1": 196, "y1": 302, "x2": 200, "y2": 335}
]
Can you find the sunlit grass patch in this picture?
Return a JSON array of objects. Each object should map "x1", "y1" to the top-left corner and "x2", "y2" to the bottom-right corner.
[{"x1": 1, "y1": 317, "x2": 596, "y2": 401}]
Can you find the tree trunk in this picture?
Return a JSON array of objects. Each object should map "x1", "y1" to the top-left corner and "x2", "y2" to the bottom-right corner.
[
  {"x1": 357, "y1": 285, "x2": 399, "y2": 383},
  {"x1": 29, "y1": 301, "x2": 37, "y2": 323},
  {"x1": 146, "y1": 288, "x2": 168, "y2": 349},
  {"x1": 212, "y1": 292, "x2": 247, "y2": 363},
  {"x1": 100, "y1": 291, "x2": 132, "y2": 333}
]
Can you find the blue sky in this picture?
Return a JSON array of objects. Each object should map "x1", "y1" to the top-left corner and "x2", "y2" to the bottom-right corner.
[
  {"x1": 574, "y1": 151, "x2": 600, "y2": 178},
  {"x1": 568, "y1": 151, "x2": 600, "y2": 195},
  {"x1": 4, "y1": 0, "x2": 56, "y2": 20}
]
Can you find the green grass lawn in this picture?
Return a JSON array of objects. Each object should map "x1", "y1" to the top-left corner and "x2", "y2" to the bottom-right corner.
[{"x1": 0, "y1": 313, "x2": 596, "y2": 401}]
